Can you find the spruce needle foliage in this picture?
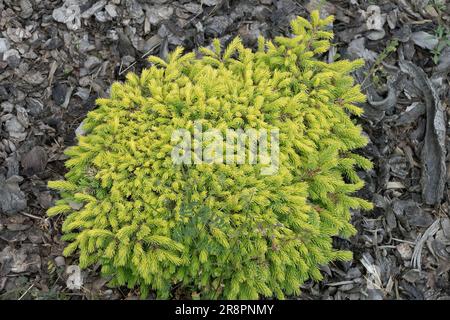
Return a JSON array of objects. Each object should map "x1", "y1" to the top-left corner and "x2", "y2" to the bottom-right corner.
[{"x1": 48, "y1": 11, "x2": 372, "y2": 299}]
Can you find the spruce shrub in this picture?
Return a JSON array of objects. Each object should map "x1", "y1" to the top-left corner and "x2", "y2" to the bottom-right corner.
[{"x1": 48, "y1": 11, "x2": 372, "y2": 299}]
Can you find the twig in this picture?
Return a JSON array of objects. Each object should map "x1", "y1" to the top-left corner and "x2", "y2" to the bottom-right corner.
[
  {"x1": 18, "y1": 283, "x2": 35, "y2": 300},
  {"x1": 391, "y1": 237, "x2": 416, "y2": 245},
  {"x1": 326, "y1": 280, "x2": 355, "y2": 287},
  {"x1": 20, "y1": 212, "x2": 45, "y2": 220},
  {"x1": 377, "y1": 245, "x2": 396, "y2": 249},
  {"x1": 118, "y1": 42, "x2": 161, "y2": 76}
]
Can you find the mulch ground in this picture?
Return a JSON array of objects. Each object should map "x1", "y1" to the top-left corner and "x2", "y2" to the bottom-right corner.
[{"x1": 0, "y1": 0, "x2": 449, "y2": 300}]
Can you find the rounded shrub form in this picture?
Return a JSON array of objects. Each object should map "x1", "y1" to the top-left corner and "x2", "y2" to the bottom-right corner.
[{"x1": 48, "y1": 11, "x2": 372, "y2": 299}]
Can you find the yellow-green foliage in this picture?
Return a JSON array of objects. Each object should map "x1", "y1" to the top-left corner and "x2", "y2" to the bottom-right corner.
[{"x1": 48, "y1": 11, "x2": 372, "y2": 299}]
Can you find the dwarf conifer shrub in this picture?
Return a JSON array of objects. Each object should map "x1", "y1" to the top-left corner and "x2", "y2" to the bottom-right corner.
[{"x1": 47, "y1": 11, "x2": 372, "y2": 299}]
